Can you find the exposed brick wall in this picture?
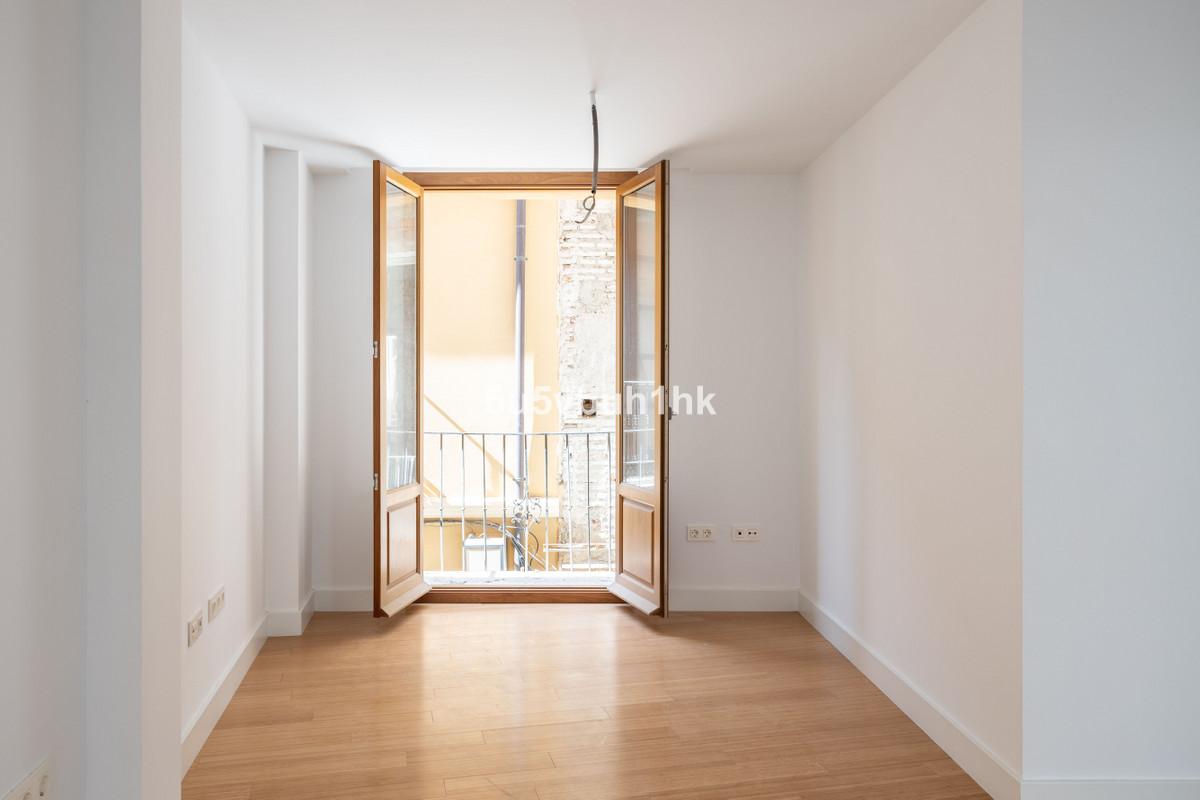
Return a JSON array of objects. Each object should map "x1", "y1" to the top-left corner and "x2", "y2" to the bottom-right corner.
[{"x1": 555, "y1": 198, "x2": 616, "y2": 569}]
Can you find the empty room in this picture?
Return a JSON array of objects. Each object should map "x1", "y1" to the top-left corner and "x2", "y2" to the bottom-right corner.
[{"x1": 3, "y1": 1, "x2": 1198, "y2": 799}]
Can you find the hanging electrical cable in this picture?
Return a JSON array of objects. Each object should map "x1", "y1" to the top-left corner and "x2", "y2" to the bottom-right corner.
[{"x1": 576, "y1": 91, "x2": 599, "y2": 224}]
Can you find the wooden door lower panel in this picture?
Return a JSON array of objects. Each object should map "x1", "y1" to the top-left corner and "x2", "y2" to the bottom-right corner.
[
  {"x1": 609, "y1": 487, "x2": 662, "y2": 614},
  {"x1": 376, "y1": 487, "x2": 429, "y2": 616},
  {"x1": 618, "y1": 495, "x2": 655, "y2": 586}
]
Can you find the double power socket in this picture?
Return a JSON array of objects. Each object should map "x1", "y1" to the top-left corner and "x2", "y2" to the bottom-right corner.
[
  {"x1": 3, "y1": 757, "x2": 51, "y2": 800},
  {"x1": 187, "y1": 586, "x2": 226, "y2": 648},
  {"x1": 687, "y1": 524, "x2": 762, "y2": 542}
]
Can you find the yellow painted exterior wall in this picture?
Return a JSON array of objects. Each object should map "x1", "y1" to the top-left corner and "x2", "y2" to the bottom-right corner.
[{"x1": 420, "y1": 190, "x2": 610, "y2": 572}]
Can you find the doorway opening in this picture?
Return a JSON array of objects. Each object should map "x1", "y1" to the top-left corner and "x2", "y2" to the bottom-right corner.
[
  {"x1": 373, "y1": 166, "x2": 669, "y2": 615},
  {"x1": 419, "y1": 188, "x2": 619, "y2": 589}
]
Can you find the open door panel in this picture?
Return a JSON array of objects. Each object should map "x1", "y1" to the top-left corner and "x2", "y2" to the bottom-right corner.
[
  {"x1": 609, "y1": 161, "x2": 669, "y2": 615},
  {"x1": 373, "y1": 161, "x2": 429, "y2": 617}
]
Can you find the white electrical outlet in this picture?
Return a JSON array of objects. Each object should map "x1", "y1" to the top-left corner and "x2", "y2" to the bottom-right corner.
[
  {"x1": 208, "y1": 586, "x2": 225, "y2": 622},
  {"x1": 686, "y1": 525, "x2": 716, "y2": 542},
  {"x1": 732, "y1": 526, "x2": 762, "y2": 542},
  {"x1": 3, "y1": 756, "x2": 51, "y2": 800},
  {"x1": 187, "y1": 610, "x2": 204, "y2": 647}
]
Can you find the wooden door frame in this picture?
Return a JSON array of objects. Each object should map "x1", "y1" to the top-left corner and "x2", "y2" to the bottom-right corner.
[
  {"x1": 403, "y1": 171, "x2": 638, "y2": 191},
  {"x1": 609, "y1": 162, "x2": 669, "y2": 616},
  {"x1": 404, "y1": 170, "x2": 640, "y2": 604},
  {"x1": 374, "y1": 163, "x2": 430, "y2": 617}
]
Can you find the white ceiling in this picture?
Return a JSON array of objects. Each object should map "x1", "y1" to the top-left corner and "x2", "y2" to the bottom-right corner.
[{"x1": 184, "y1": 0, "x2": 981, "y2": 172}]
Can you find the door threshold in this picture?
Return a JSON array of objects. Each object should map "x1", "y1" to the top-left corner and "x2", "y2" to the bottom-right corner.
[{"x1": 417, "y1": 587, "x2": 622, "y2": 604}]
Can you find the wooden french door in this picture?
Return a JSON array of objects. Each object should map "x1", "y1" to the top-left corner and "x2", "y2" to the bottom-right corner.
[
  {"x1": 609, "y1": 161, "x2": 669, "y2": 615},
  {"x1": 373, "y1": 161, "x2": 429, "y2": 617}
]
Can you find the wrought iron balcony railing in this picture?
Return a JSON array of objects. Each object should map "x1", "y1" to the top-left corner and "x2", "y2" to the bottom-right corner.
[{"x1": 420, "y1": 430, "x2": 616, "y2": 578}]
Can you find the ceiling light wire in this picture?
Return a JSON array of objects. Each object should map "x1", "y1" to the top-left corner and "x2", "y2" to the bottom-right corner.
[{"x1": 576, "y1": 92, "x2": 599, "y2": 225}]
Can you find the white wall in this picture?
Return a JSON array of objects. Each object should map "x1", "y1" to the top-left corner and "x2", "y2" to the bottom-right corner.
[
  {"x1": 0, "y1": 1, "x2": 86, "y2": 796},
  {"x1": 179, "y1": 24, "x2": 266, "y2": 756},
  {"x1": 309, "y1": 169, "x2": 375, "y2": 609},
  {"x1": 667, "y1": 172, "x2": 804, "y2": 611},
  {"x1": 796, "y1": 1, "x2": 1023, "y2": 797},
  {"x1": 83, "y1": 0, "x2": 147, "y2": 793},
  {"x1": 83, "y1": 0, "x2": 185, "y2": 796},
  {"x1": 137, "y1": 0, "x2": 185, "y2": 793},
  {"x1": 1022, "y1": 0, "x2": 1200, "y2": 790},
  {"x1": 304, "y1": 169, "x2": 809, "y2": 613},
  {"x1": 263, "y1": 148, "x2": 316, "y2": 631},
  {"x1": 298, "y1": 165, "x2": 314, "y2": 609},
  {"x1": 4, "y1": 2, "x2": 258, "y2": 795}
]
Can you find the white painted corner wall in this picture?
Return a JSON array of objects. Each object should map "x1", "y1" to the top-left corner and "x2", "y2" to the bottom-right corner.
[
  {"x1": 309, "y1": 169, "x2": 376, "y2": 610},
  {"x1": 798, "y1": 0, "x2": 1200, "y2": 797},
  {"x1": 179, "y1": 23, "x2": 270, "y2": 762},
  {"x1": 1022, "y1": 0, "x2": 1200, "y2": 790},
  {"x1": 174, "y1": 48, "x2": 328, "y2": 777},
  {"x1": 176, "y1": 25, "x2": 347, "y2": 774},
  {"x1": 263, "y1": 147, "x2": 317, "y2": 633},
  {"x1": 176, "y1": 47, "x2": 331, "y2": 772},
  {"x1": 795, "y1": 1, "x2": 1023, "y2": 798},
  {"x1": 1, "y1": 2, "x2": 86, "y2": 796},
  {"x1": 666, "y1": 171, "x2": 804, "y2": 611},
  {"x1": 84, "y1": 0, "x2": 187, "y2": 796}
]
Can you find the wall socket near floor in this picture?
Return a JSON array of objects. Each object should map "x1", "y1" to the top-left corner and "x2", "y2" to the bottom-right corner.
[
  {"x1": 187, "y1": 610, "x2": 204, "y2": 647},
  {"x1": 208, "y1": 586, "x2": 225, "y2": 622},
  {"x1": 2, "y1": 756, "x2": 52, "y2": 800},
  {"x1": 686, "y1": 524, "x2": 716, "y2": 542},
  {"x1": 732, "y1": 526, "x2": 762, "y2": 542}
]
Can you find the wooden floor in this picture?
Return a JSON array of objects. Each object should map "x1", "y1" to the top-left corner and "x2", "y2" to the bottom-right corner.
[{"x1": 183, "y1": 606, "x2": 988, "y2": 800}]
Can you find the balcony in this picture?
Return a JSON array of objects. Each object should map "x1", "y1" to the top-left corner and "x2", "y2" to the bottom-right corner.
[{"x1": 420, "y1": 430, "x2": 616, "y2": 587}]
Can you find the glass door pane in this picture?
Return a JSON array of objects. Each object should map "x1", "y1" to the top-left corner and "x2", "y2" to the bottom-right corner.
[
  {"x1": 621, "y1": 181, "x2": 656, "y2": 487},
  {"x1": 385, "y1": 181, "x2": 418, "y2": 489}
]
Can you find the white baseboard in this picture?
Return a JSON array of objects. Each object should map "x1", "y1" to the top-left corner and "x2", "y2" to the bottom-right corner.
[
  {"x1": 670, "y1": 586, "x2": 800, "y2": 612},
  {"x1": 796, "y1": 591, "x2": 1021, "y2": 800},
  {"x1": 266, "y1": 589, "x2": 316, "y2": 636},
  {"x1": 1021, "y1": 780, "x2": 1200, "y2": 799},
  {"x1": 301, "y1": 588, "x2": 315, "y2": 630},
  {"x1": 314, "y1": 586, "x2": 373, "y2": 612},
  {"x1": 180, "y1": 615, "x2": 267, "y2": 774}
]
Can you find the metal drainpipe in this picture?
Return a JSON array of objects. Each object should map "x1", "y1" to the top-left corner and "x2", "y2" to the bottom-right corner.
[{"x1": 513, "y1": 199, "x2": 528, "y2": 568}]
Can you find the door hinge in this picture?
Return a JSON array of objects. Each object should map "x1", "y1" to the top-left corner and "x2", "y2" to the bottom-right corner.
[
  {"x1": 373, "y1": 473, "x2": 379, "y2": 491},
  {"x1": 372, "y1": 340, "x2": 379, "y2": 359}
]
